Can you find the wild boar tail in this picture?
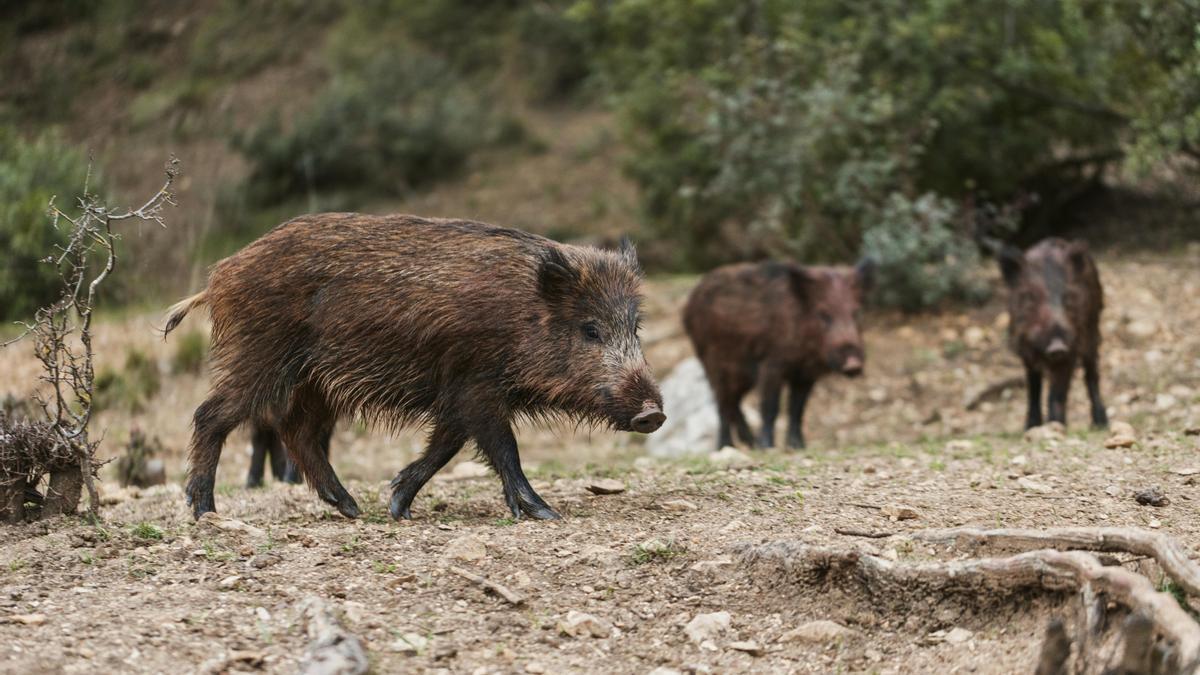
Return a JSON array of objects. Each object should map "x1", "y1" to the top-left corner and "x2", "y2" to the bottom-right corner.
[{"x1": 162, "y1": 289, "x2": 209, "y2": 338}]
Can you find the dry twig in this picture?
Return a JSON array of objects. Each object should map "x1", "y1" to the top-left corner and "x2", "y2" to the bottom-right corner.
[{"x1": 447, "y1": 565, "x2": 526, "y2": 606}]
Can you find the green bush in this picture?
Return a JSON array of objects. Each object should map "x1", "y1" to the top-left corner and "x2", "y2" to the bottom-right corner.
[
  {"x1": 0, "y1": 126, "x2": 98, "y2": 321},
  {"x1": 94, "y1": 348, "x2": 161, "y2": 413},
  {"x1": 861, "y1": 193, "x2": 990, "y2": 312},
  {"x1": 232, "y1": 43, "x2": 514, "y2": 207},
  {"x1": 170, "y1": 330, "x2": 208, "y2": 375}
]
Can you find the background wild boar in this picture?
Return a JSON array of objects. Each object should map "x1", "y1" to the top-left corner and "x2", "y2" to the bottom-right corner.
[
  {"x1": 684, "y1": 259, "x2": 874, "y2": 450},
  {"x1": 165, "y1": 213, "x2": 664, "y2": 521},
  {"x1": 243, "y1": 421, "x2": 328, "y2": 488},
  {"x1": 998, "y1": 238, "x2": 1107, "y2": 430}
]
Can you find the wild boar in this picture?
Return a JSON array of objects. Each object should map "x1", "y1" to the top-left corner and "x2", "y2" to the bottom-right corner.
[
  {"x1": 165, "y1": 213, "x2": 664, "y2": 521},
  {"x1": 684, "y1": 259, "x2": 874, "y2": 450},
  {"x1": 997, "y1": 238, "x2": 1107, "y2": 429},
  {"x1": 243, "y1": 421, "x2": 328, "y2": 488}
]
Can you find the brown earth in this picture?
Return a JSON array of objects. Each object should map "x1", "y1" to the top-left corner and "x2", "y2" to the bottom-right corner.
[{"x1": 0, "y1": 248, "x2": 1198, "y2": 674}]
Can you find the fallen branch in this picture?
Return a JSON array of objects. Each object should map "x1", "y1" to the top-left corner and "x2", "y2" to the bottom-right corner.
[
  {"x1": 447, "y1": 565, "x2": 526, "y2": 606},
  {"x1": 912, "y1": 527, "x2": 1200, "y2": 597},
  {"x1": 834, "y1": 527, "x2": 894, "y2": 539},
  {"x1": 737, "y1": 542, "x2": 1200, "y2": 672},
  {"x1": 965, "y1": 375, "x2": 1025, "y2": 411},
  {"x1": 297, "y1": 597, "x2": 368, "y2": 675}
]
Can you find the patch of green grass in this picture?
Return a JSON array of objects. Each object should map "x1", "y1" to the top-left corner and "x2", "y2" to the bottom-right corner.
[
  {"x1": 494, "y1": 517, "x2": 517, "y2": 527},
  {"x1": 629, "y1": 538, "x2": 686, "y2": 565},
  {"x1": 79, "y1": 552, "x2": 94, "y2": 565},
  {"x1": 130, "y1": 522, "x2": 164, "y2": 541},
  {"x1": 342, "y1": 535, "x2": 364, "y2": 555},
  {"x1": 930, "y1": 459, "x2": 946, "y2": 471},
  {"x1": 372, "y1": 560, "x2": 398, "y2": 574},
  {"x1": 203, "y1": 542, "x2": 235, "y2": 562},
  {"x1": 8, "y1": 559, "x2": 26, "y2": 572},
  {"x1": 216, "y1": 484, "x2": 238, "y2": 497}
]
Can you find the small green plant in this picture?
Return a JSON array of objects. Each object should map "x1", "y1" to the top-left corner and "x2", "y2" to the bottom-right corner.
[
  {"x1": 629, "y1": 538, "x2": 686, "y2": 565},
  {"x1": 130, "y1": 522, "x2": 164, "y2": 541},
  {"x1": 494, "y1": 517, "x2": 517, "y2": 527},
  {"x1": 341, "y1": 535, "x2": 363, "y2": 555},
  {"x1": 8, "y1": 559, "x2": 26, "y2": 572},
  {"x1": 79, "y1": 552, "x2": 94, "y2": 565},
  {"x1": 170, "y1": 330, "x2": 208, "y2": 374},
  {"x1": 203, "y1": 541, "x2": 234, "y2": 562},
  {"x1": 372, "y1": 560, "x2": 397, "y2": 574}
]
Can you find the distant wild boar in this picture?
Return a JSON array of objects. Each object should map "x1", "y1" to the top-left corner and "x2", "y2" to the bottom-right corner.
[
  {"x1": 997, "y1": 238, "x2": 1107, "y2": 430},
  {"x1": 165, "y1": 213, "x2": 664, "y2": 521},
  {"x1": 684, "y1": 259, "x2": 874, "y2": 450},
  {"x1": 243, "y1": 420, "x2": 327, "y2": 488}
]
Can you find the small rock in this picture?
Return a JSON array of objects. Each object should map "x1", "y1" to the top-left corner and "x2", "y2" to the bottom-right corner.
[
  {"x1": 558, "y1": 611, "x2": 613, "y2": 638},
  {"x1": 1024, "y1": 423, "x2": 1065, "y2": 443},
  {"x1": 662, "y1": 499, "x2": 698, "y2": 512},
  {"x1": 945, "y1": 439, "x2": 975, "y2": 453},
  {"x1": 249, "y1": 554, "x2": 281, "y2": 569},
  {"x1": 1126, "y1": 318, "x2": 1158, "y2": 339},
  {"x1": 444, "y1": 534, "x2": 488, "y2": 562},
  {"x1": 689, "y1": 556, "x2": 734, "y2": 574},
  {"x1": 1173, "y1": 467, "x2": 1200, "y2": 476},
  {"x1": 585, "y1": 479, "x2": 626, "y2": 495},
  {"x1": 963, "y1": 326, "x2": 987, "y2": 348},
  {"x1": 4, "y1": 613, "x2": 46, "y2": 626},
  {"x1": 197, "y1": 513, "x2": 267, "y2": 539},
  {"x1": 647, "y1": 669, "x2": 683, "y2": 675},
  {"x1": 944, "y1": 627, "x2": 973, "y2": 644},
  {"x1": 778, "y1": 620, "x2": 856, "y2": 644},
  {"x1": 1156, "y1": 393, "x2": 1179, "y2": 410},
  {"x1": 1134, "y1": 487, "x2": 1170, "y2": 507},
  {"x1": 524, "y1": 662, "x2": 546, "y2": 674},
  {"x1": 708, "y1": 446, "x2": 755, "y2": 469},
  {"x1": 881, "y1": 505, "x2": 919, "y2": 521},
  {"x1": 684, "y1": 611, "x2": 731, "y2": 644},
  {"x1": 1104, "y1": 421, "x2": 1138, "y2": 449},
  {"x1": 727, "y1": 641, "x2": 763, "y2": 656},
  {"x1": 1151, "y1": 519, "x2": 1162, "y2": 529},
  {"x1": 389, "y1": 633, "x2": 428, "y2": 654},
  {"x1": 720, "y1": 520, "x2": 747, "y2": 534},
  {"x1": 1010, "y1": 455, "x2": 1028, "y2": 466},
  {"x1": 1017, "y1": 477, "x2": 1051, "y2": 494},
  {"x1": 1104, "y1": 485, "x2": 1122, "y2": 497},
  {"x1": 218, "y1": 575, "x2": 242, "y2": 590}
]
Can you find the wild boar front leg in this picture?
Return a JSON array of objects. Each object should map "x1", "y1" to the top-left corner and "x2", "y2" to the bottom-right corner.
[
  {"x1": 186, "y1": 392, "x2": 246, "y2": 519},
  {"x1": 475, "y1": 421, "x2": 560, "y2": 521},
  {"x1": 756, "y1": 368, "x2": 783, "y2": 449},
  {"x1": 785, "y1": 377, "x2": 814, "y2": 450},
  {"x1": 1023, "y1": 362, "x2": 1044, "y2": 430},
  {"x1": 1047, "y1": 365, "x2": 1072, "y2": 427},
  {"x1": 389, "y1": 422, "x2": 468, "y2": 520},
  {"x1": 1083, "y1": 352, "x2": 1108, "y2": 429}
]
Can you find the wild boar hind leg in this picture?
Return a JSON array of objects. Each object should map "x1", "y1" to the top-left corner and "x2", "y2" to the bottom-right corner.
[
  {"x1": 1083, "y1": 353, "x2": 1108, "y2": 429},
  {"x1": 389, "y1": 422, "x2": 469, "y2": 520},
  {"x1": 475, "y1": 421, "x2": 560, "y2": 520},
  {"x1": 756, "y1": 368, "x2": 784, "y2": 449},
  {"x1": 785, "y1": 377, "x2": 814, "y2": 450},
  {"x1": 1023, "y1": 362, "x2": 1044, "y2": 430},
  {"x1": 278, "y1": 387, "x2": 359, "y2": 519}
]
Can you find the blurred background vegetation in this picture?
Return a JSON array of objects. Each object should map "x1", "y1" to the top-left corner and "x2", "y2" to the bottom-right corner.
[{"x1": 1, "y1": 0, "x2": 1198, "y2": 320}]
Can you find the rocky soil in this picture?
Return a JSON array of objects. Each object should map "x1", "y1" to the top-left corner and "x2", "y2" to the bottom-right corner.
[{"x1": 0, "y1": 249, "x2": 1198, "y2": 674}]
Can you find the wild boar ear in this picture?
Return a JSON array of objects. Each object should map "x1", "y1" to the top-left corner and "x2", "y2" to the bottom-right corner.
[
  {"x1": 997, "y1": 245, "x2": 1024, "y2": 287},
  {"x1": 618, "y1": 235, "x2": 643, "y2": 276},
  {"x1": 853, "y1": 256, "x2": 877, "y2": 293},
  {"x1": 538, "y1": 246, "x2": 578, "y2": 302},
  {"x1": 786, "y1": 265, "x2": 817, "y2": 304},
  {"x1": 1067, "y1": 240, "x2": 1090, "y2": 274}
]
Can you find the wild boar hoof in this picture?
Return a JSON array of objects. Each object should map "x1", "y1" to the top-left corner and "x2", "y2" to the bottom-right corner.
[
  {"x1": 389, "y1": 488, "x2": 417, "y2": 521},
  {"x1": 519, "y1": 502, "x2": 562, "y2": 521},
  {"x1": 186, "y1": 478, "x2": 217, "y2": 521}
]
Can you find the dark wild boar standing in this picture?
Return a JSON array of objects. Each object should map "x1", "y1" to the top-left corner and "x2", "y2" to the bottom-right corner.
[
  {"x1": 998, "y1": 238, "x2": 1107, "y2": 430},
  {"x1": 164, "y1": 213, "x2": 664, "y2": 521},
  {"x1": 243, "y1": 419, "x2": 325, "y2": 488},
  {"x1": 684, "y1": 259, "x2": 874, "y2": 450}
]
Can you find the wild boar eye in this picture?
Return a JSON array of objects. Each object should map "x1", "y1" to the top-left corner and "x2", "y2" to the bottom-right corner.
[
  {"x1": 582, "y1": 322, "x2": 603, "y2": 343},
  {"x1": 819, "y1": 312, "x2": 833, "y2": 327}
]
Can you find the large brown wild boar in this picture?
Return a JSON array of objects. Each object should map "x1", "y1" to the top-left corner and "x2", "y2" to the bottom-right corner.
[
  {"x1": 164, "y1": 213, "x2": 664, "y2": 521},
  {"x1": 684, "y1": 259, "x2": 874, "y2": 450},
  {"x1": 997, "y1": 238, "x2": 1107, "y2": 430}
]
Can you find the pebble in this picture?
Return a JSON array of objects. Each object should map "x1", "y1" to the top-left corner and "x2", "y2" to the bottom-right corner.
[
  {"x1": 558, "y1": 610, "x2": 613, "y2": 638},
  {"x1": 444, "y1": 534, "x2": 488, "y2": 562},
  {"x1": 218, "y1": 575, "x2": 242, "y2": 590},
  {"x1": 585, "y1": 479, "x2": 626, "y2": 495},
  {"x1": 389, "y1": 633, "x2": 428, "y2": 654},
  {"x1": 778, "y1": 620, "x2": 856, "y2": 644},
  {"x1": 684, "y1": 611, "x2": 731, "y2": 644},
  {"x1": 662, "y1": 499, "x2": 698, "y2": 512},
  {"x1": 727, "y1": 641, "x2": 763, "y2": 656},
  {"x1": 881, "y1": 505, "x2": 919, "y2": 521},
  {"x1": 1017, "y1": 477, "x2": 1051, "y2": 494},
  {"x1": 708, "y1": 446, "x2": 755, "y2": 469},
  {"x1": 1134, "y1": 487, "x2": 1169, "y2": 507},
  {"x1": 1104, "y1": 421, "x2": 1138, "y2": 449}
]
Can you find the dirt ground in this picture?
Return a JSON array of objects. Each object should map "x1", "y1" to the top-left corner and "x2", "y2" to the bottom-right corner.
[{"x1": 1, "y1": 248, "x2": 1199, "y2": 674}]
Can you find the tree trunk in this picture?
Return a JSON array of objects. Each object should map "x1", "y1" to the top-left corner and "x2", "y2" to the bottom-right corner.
[{"x1": 43, "y1": 465, "x2": 82, "y2": 517}]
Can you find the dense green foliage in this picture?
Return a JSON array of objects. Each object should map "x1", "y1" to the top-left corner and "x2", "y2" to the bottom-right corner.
[
  {"x1": 572, "y1": 0, "x2": 1200, "y2": 307},
  {"x1": 0, "y1": 126, "x2": 98, "y2": 321}
]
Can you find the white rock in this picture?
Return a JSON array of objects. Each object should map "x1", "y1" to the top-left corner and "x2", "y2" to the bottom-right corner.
[
  {"x1": 1024, "y1": 423, "x2": 1065, "y2": 443},
  {"x1": 585, "y1": 479, "x2": 626, "y2": 495},
  {"x1": 881, "y1": 505, "x2": 919, "y2": 521},
  {"x1": 720, "y1": 519, "x2": 747, "y2": 534},
  {"x1": 727, "y1": 641, "x2": 763, "y2": 656},
  {"x1": 197, "y1": 513, "x2": 267, "y2": 539},
  {"x1": 389, "y1": 633, "x2": 428, "y2": 654},
  {"x1": 1017, "y1": 477, "x2": 1051, "y2": 494},
  {"x1": 963, "y1": 326, "x2": 987, "y2": 348},
  {"x1": 689, "y1": 556, "x2": 734, "y2": 573},
  {"x1": 944, "y1": 627, "x2": 973, "y2": 644},
  {"x1": 646, "y1": 358, "x2": 760, "y2": 457},
  {"x1": 558, "y1": 611, "x2": 613, "y2": 638},
  {"x1": 779, "y1": 620, "x2": 857, "y2": 644},
  {"x1": 218, "y1": 575, "x2": 242, "y2": 590},
  {"x1": 945, "y1": 439, "x2": 975, "y2": 453},
  {"x1": 444, "y1": 534, "x2": 488, "y2": 562},
  {"x1": 662, "y1": 499, "x2": 698, "y2": 512},
  {"x1": 708, "y1": 446, "x2": 755, "y2": 469},
  {"x1": 684, "y1": 611, "x2": 731, "y2": 644}
]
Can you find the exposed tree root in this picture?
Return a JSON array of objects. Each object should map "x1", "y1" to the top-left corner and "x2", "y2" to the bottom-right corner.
[
  {"x1": 737, "y1": 541, "x2": 1200, "y2": 673},
  {"x1": 912, "y1": 527, "x2": 1200, "y2": 597}
]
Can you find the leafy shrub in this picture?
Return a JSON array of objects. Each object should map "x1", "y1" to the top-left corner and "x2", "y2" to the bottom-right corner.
[
  {"x1": 233, "y1": 44, "x2": 515, "y2": 207},
  {"x1": 861, "y1": 194, "x2": 990, "y2": 312},
  {"x1": 94, "y1": 349, "x2": 161, "y2": 413},
  {"x1": 170, "y1": 330, "x2": 208, "y2": 375},
  {"x1": 0, "y1": 126, "x2": 98, "y2": 321}
]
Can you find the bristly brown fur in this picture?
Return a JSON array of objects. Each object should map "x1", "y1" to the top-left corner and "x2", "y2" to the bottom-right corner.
[
  {"x1": 170, "y1": 213, "x2": 662, "y2": 521},
  {"x1": 998, "y1": 237, "x2": 1107, "y2": 430},
  {"x1": 684, "y1": 259, "x2": 873, "y2": 450}
]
